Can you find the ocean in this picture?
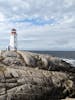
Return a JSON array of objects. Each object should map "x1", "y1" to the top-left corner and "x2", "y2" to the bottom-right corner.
[{"x1": 27, "y1": 51, "x2": 75, "y2": 67}]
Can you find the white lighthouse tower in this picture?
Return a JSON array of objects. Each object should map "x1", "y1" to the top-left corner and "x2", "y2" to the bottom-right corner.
[{"x1": 9, "y1": 28, "x2": 17, "y2": 51}]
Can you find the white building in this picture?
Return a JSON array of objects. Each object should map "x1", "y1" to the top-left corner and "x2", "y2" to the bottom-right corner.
[{"x1": 9, "y1": 29, "x2": 17, "y2": 51}]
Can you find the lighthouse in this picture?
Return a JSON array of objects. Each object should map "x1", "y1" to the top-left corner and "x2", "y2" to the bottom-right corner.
[{"x1": 9, "y1": 28, "x2": 17, "y2": 51}]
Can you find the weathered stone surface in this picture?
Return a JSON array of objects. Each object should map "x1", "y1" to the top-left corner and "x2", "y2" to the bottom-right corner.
[
  {"x1": 1, "y1": 51, "x2": 25, "y2": 66},
  {"x1": 0, "y1": 66, "x2": 75, "y2": 100},
  {"x1": 0, "y1": 51, "x2": 75, "y2": 100},
  {"x1": 18, "y1": 51, "x2": 75, "y2": 73}
]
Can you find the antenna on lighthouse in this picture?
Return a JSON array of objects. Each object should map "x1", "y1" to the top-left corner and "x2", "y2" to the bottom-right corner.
[{"x1": 8, "y1": 28, "x2": 17, "y2": 51}]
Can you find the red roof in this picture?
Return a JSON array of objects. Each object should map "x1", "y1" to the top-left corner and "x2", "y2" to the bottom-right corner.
[
  {"x1": 11, "y1": 28, "x2": 16, "y2": 34},
  {"x1": 12, "y1": 28, "x2": 16, "y2": 31}
]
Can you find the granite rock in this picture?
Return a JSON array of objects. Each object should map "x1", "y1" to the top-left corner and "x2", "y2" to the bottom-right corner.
[{"x1": 0, "y1": 51, "x2": 75, "y2": 100}]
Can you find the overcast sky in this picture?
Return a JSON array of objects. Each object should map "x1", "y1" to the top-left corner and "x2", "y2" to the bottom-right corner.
[{"x1": 0, "y1": 0, "x2": 75, "y2": 50}]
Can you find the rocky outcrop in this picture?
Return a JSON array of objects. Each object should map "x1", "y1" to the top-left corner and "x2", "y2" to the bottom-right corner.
[
  {"x1": 0, "y1": 66, "x2": 75, "y2": 100},
  {"x1": 18, "y1": 51, "x2": 75, "y2": 72},
  {"x1": 0, "y1": 51, "x2": 25, "y2": 66},
  {"x1": 0, "y1": 51, "x2": 75, "y2": 100}
]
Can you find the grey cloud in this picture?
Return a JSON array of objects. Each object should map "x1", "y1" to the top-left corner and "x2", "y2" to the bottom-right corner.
[
  {"x1": 0, "y1": 0, "x2": 75, "y2": 50},
  {"x1": 0, "y1": 0, "x2": 74, "y2": 19}
]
